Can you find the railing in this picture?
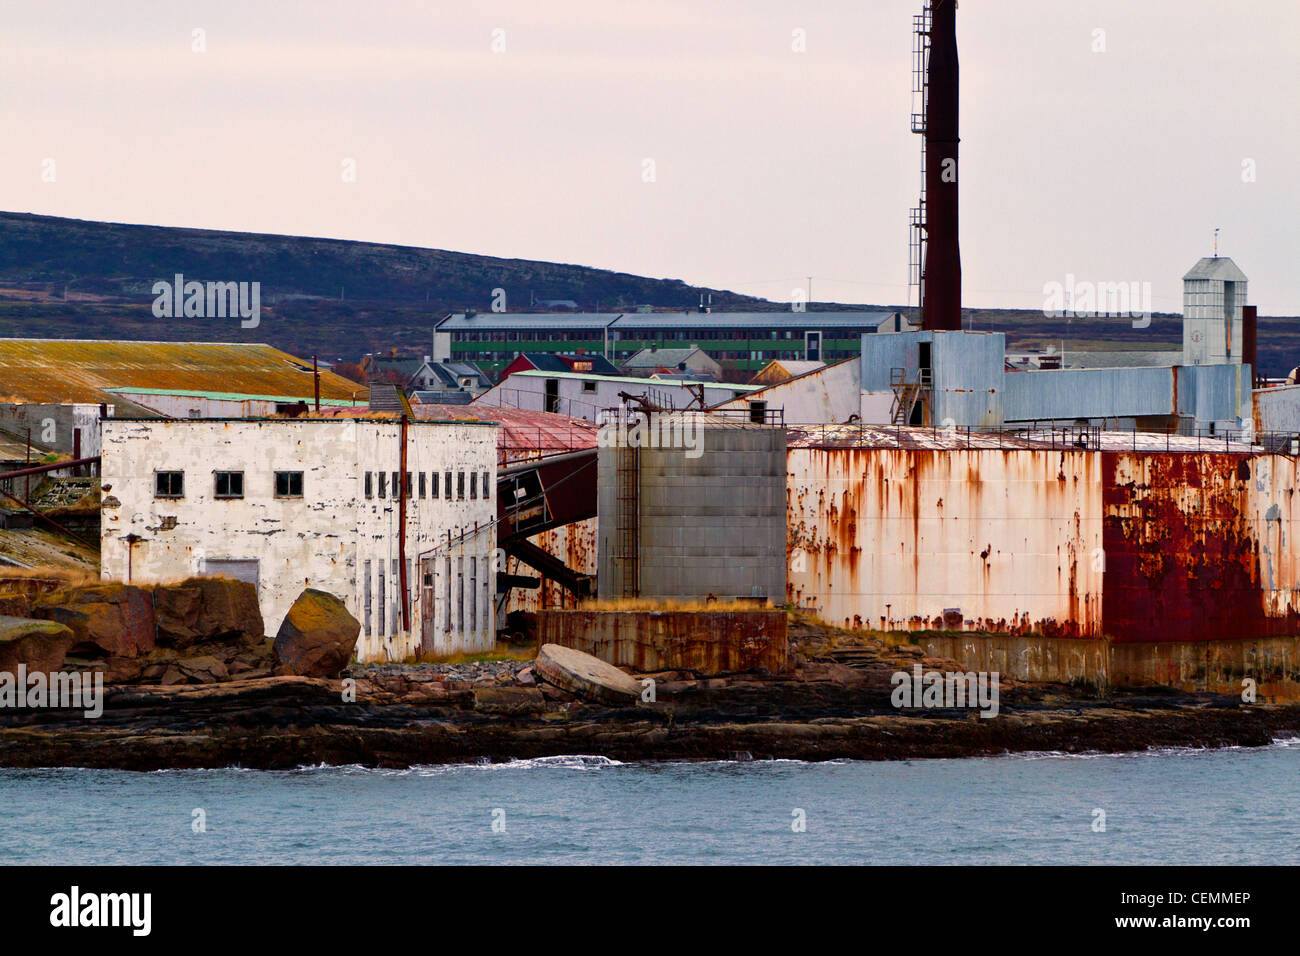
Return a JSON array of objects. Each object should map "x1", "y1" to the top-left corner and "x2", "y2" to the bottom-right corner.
[{"x1": 786, "y1": 421, "x2": 1300, "y2": 455}]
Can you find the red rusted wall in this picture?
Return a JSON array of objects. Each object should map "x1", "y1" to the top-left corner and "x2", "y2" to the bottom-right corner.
[{"x1": 1102, "y1": 452, "x2": 1300, "y2": 643}]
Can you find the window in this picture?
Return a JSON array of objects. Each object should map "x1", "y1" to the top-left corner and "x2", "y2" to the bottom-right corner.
[
  {"x1": 274, "y1": 471, "x2": 304, "y2": 498},
  {"x1": 481, "y1": 471, "x2": 490, "y2": 500},
  {"x1": 365, "y1": 472, "x2": 373, "y2": 499},
  {"x1": 377, "y1": 566, "x2": 385, "y2": 638},
  {"x1": 214, "y1": 471, "x2": 244, "y2": 499},
  {"x1": 391, "y1": 472, "x2": 399, "y2": 497},
  {"x1": 749, "y1": 400, "x2": 768, "y2": 424},
  {"x1": 419, "y1": 472, "x2": 426, "y2": 498},
  {"x1": 391, "y1": 559, "x2": 400, "y2": 635},
  {"x1": 431, "y1": 471, "x2": 440, "y2": 499},
  {"x1": 363, "y1": 560, "x2": 372, "y2": 637},
  {"x1": 444, "y1": 471, "x2": 452, "y2": 500},
  {"x1": 405, "y1": 472, "x2": 413, "y2": 498},
  {"x1": 457, "y1": 471, "x2": 466, "y2": 500},
  {"x1": 378, "y1": 471, "x2": 387, "y2": 498},
  {"x1": 469, "y1": 472, "x2": 477, "y2": 499},
  {"x1": 155, "y1": 471, "x2": 184, "y2": 498},
  {"x1": 582, "y1": 380, "x2": 597, "y2": 393}
]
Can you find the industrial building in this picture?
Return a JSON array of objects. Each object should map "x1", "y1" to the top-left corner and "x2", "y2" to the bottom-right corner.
[
  {"x1": 596, "y1": 411, "x2": 786, "y2": 602},
  {"x1": 99, "y1": 417, "x2": 498, "y2": 661},
  {"x1": 473, "y1": 368, "x2": 760, "y2": 421},
  {"x1": 0, "y1": 339, "x2": 366, "y2": 458},
  {"x1": 432, "y1": 310, "x2": 910, "y2": 374}
]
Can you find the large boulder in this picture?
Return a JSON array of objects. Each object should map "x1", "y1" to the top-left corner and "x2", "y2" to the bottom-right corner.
[
  {"x1": 535, "y1": 643, "x2": 643, "y2": 706},
  {"x1": 273, "y1": 589, "x2": 360, "y2": 678},
  {"x1": 185, "y1": 578, "x2": 264, "y2": 646},
  {"x1": 0, "y1": 616, "x2": 76, "y2": 674},
  {"x1": 32, "y1": 584, "x2": 155, "y2": 659}
]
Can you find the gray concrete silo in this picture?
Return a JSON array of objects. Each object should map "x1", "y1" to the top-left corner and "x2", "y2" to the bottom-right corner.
[{"x1": 597, "y1": 411, "x2": 786, "y2": 602}]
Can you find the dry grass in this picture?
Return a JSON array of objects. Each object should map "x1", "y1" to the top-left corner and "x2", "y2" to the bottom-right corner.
[
  {"x1": 575, "y1": 597, "x2": 765, "y2": 613},
  {"x1": 0, "y1": 566, "x2": 99, "y2": 590}
]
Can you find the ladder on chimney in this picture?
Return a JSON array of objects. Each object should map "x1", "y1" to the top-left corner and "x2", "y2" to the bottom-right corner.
[{"x1": 908, "y1": 4, "x2": 932, "y2": 314}]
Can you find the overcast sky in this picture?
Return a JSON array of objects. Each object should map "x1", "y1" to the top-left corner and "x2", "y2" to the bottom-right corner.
[{"x1": 2, "y1": 0, "x2": 1296, "y2": 314}]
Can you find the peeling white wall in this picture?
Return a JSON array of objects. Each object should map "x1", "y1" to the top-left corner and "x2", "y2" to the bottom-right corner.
[{"x1": 100, "y1": 419, "x2": 498, "y2": 662}]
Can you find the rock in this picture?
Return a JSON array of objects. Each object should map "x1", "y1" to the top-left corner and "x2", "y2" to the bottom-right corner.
[
  {"x1": 0, "y1": 595, "x2": 31, "y2": 618},
  {"x1": 472, "y1": 686, "x2": 545, "y2": 715},
  {"x1": 0, "y1": 616, "x2": 75, "y2": 674},
  {"x1": 175, "y1": 655, "x2": 230, "y2": 684},
  {"x1": 517, "y1": 667, "x2": 536, "y2": 686},
  {"x1": 186, "y1": 578, "x2": 264, "y2": 645},
  {"x1": 34, "y1": 585, "x2": 155, "y2": 659},
  {"x1": 534, "y1": 643, "x2": 642, "y2": 706},
  {"x1": 152, "y1": 586, "x2": 204, "y2": 648},
  {"x1": 273, "y1": 589, "x2": 360, "y2": 678}
]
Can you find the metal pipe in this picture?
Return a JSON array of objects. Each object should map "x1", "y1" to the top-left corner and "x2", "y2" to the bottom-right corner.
[
  {"x1": 398, "y1": 414, "x2": 410, "y2": 633},
  {"x1": 0, "y1": 456, "x2": 101, "y2": 482}
]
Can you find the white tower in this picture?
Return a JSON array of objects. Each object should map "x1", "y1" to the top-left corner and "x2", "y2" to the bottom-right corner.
[{"x1": 1182, "y1": 257, "x2": 1247, "y2": 365}]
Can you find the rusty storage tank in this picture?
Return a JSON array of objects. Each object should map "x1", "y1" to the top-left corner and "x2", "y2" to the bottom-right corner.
[{"x1": 597, "y1": 411, "x2": 786, "y2": 602}]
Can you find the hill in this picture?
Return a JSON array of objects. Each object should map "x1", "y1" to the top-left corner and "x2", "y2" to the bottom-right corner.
[{"x1": 0, "y1": 211, "x2": 1295, "y2": 375}]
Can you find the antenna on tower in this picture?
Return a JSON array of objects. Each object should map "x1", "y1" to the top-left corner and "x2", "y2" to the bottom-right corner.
[{"x1": 1213, "y1": 227, "x2": 1220, "y2": 258}]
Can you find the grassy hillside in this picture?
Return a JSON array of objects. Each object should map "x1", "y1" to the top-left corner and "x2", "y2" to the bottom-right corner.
[{"x1": 0, "y1": 211, "x2": 1295, "y2": 375}]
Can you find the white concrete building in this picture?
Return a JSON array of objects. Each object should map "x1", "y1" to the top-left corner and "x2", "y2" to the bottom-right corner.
[
  {"x1": 100, "y1": 418, "x2": 499, "y2": 662},
  {"x1": 473, "y1": 369, "x2": 759, "y2": 421}
]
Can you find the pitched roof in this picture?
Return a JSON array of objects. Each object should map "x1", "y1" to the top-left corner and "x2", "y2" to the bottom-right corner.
[
  {"x1": 0, "y1": 339, "x2": 366, "y2": 410},
  {"x1": 515, "y1": 353, "x2": 620, "y2": 375},
  {"x1": 623, "y1": 347, "x2": 705, "y2": 368},
  {"x1": 1183, "y1": 257, "x2": 1248, "y2": 282}
]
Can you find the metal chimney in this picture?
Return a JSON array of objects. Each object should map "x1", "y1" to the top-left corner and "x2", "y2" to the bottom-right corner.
[{"x1": 921, "y1": 0, "x2": 961, "y2": 331}]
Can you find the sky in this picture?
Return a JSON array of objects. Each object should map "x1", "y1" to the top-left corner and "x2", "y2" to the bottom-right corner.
[{"x1": 1, "y1": 0, "x2": 1296, "y2": 314}]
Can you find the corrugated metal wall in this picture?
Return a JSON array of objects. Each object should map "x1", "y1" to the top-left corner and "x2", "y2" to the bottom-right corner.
[
  {"x1": 787, "y1": 447, "x2": 1104, "y2": 636},
  {"x1": 788, "y1": 445, "x2": 1300, "y2": 643}
]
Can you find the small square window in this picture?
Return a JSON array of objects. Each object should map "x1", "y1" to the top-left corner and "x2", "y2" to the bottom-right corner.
[
  {"x1": 214, "y1": 471, "x2": 244, "y2": 498},
  {"x1": 582, "y1": 380, "x2": 597, "y2": 393},
  {"x1": 275, "y1": 471, "x2": 304, "y2": 498},
  {"x1": 155, "y1": 471, "x2": 184, "y2": 498}
]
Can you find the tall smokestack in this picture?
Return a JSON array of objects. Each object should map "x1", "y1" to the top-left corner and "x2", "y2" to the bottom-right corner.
[
  {"x1": 922, "y1": 0, "x2": 961, "y2": 331},
  {"x1": 1243, "y1": 305, "x2": 1258, "y2": 387}
]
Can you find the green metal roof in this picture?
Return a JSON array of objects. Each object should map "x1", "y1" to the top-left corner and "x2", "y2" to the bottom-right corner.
[
  {"x1": 507, "y1": 370, "x2": 763, "y2": 391},
  {"x1": 105, "y1": 387, "x2": 362, "y2": 407}
]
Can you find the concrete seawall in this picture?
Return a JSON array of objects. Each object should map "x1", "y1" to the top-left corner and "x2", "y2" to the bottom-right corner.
[
  {"x1": 916, "y1": 631, "x2": 1300, "y2": 699},
  {"x1": 538, "y1": 609, "x2": 789, "y2": 675}
]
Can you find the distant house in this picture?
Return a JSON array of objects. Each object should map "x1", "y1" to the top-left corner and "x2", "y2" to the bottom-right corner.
[
  {"x1": 622, "y1": 346, "x2": 722, "y2": 379},
  {"x1": 365, "y1": 354, "x2": 491, "y2": 398},
  {"x1": 500, "y1": 352, "x2": 622, "y2": 380},
  {"x1": 749, "y1": 359, "x2": 826, "y2": 387}
]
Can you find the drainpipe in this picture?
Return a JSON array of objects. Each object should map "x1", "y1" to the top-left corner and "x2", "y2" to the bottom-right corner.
[{"x1": 398, "y1": 415, "x2": 410, "y2": 632}]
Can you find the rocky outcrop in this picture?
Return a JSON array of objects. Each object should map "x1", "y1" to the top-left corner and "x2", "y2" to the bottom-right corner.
[
  {"x1": 20, "y1": 578, "x2": 270, "y2": 685},
  {"x1": 0, "y1": 616, "x2": 75, "y2": 674},
  {"x1": 273, "y1": 589, "x2": 360, "y2": 678}
]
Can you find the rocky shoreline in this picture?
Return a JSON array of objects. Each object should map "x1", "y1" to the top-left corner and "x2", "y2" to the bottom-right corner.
[{"x1": 0, "y1": 669, "x2": 1295, "y2": 771}]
